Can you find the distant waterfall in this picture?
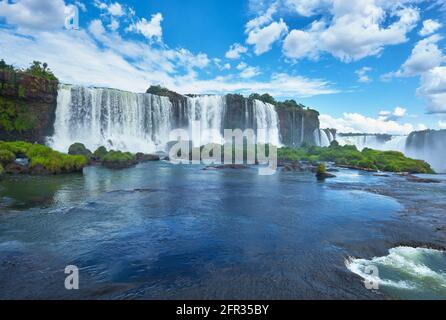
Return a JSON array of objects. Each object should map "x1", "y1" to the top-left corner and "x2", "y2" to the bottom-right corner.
[
  {"x1": 336, "y1": 134, "x2": 407, "y2": 152},
  {"x1": 335, "y1": 132, "x2": 446, "y2": 173},
  {"x1": 49, "y1": 85, "x2": 282, "y2": 153}
]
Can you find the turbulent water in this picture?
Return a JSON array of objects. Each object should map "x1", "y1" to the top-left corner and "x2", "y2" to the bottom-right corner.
[
  {"x1": 49, "y1": 85, "x2": 282, "y2": 153},
  {"x1": 336, "y1": 133, "x2": 446, "y2": 173},
  {"x1": 346, "y1": 247, "x2": 446, "y2": 299}
]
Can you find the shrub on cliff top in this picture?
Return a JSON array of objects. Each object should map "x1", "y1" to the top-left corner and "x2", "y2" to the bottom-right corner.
[{"x1": 25, "y1": 61, "x2": 57, "y2": 81}]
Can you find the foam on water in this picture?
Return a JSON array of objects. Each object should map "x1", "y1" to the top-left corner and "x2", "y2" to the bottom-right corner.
[{"x1": 346, "y1": 246, "x2": 446, "y2": 299}]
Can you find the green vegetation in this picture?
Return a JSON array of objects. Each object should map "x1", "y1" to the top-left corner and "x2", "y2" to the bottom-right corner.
[
  {"x1": 146, "y1": 85, "x2": 172, "y2": 96},
  {"x1": 25, "y1": 61, "x2": 57, "y2": 81},
  {"x1": 0, "y1": 141, "x2": 87, "y2": 174},
  {"x1": 249, "y1": 93, "x2": 308, "y2": 111},
  {"x1": 0, "y1": 163, "x2": 3, "y2": 176},
  {"x1": 93, "y1": 146, "x2": 108, "y2": 160},
  {"x1": 0, "y1": 97, "x2": 37, "y2": 132},
  {"x1": 68, "y1": 142, "x2": 92, "y2": 158},
  {"x1": 0, "y1": 149, "x2": 15, "y2": 165},
  {"x1": 278, "y1": 144, "x2": 434, "y2": 174},
  {"x1": 102, "y1": 150, "x2": 136, "y2": 169},
  {"x1": 316, "y1": 163, "x2": 326, "y2": 175},
  {"x1": 1, "y1": 59, "x2": 58, "y2": 134}
]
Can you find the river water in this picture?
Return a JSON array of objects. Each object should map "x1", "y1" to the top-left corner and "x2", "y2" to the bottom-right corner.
[{"x1": 0, "y1": 162, "x2": 445, "y2": 299}]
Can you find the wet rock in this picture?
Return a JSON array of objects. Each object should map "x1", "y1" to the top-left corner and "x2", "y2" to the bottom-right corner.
[
  {"x1": 406, "y1": 175, "x2": 441, "y2": 184},
  {"x1": 316, "y1": 172, "x2": 336, "y2": 181},
  {"x1": 30, "y1": 164, "x2": 51, "y2": 175},
  {"x1": 68, "y1": 143, "x2": 92, "y2": 158},
  {"x1": 205, "y1": 164, "x2": 248, "y2": 170},
  {"x1": 135, "y1": 153, "x2": 160, "y2": 162},
  {"x1": 5, "y1": 163, "x2": 29, "y2": 174}
]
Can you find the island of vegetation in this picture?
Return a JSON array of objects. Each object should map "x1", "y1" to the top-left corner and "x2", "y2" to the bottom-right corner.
[{"x1": 278, "y1": 142, "x2": 434, "y2": 174}]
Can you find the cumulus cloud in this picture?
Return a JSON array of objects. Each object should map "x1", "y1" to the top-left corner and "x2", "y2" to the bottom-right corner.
[
  {"x1": 127, "y1": 13, "x2": 163, "y2": 42},
  {"x1": 245, "y1": 4, "x2": 288, "y2": 55},
  {"x1": 0, "y1": 25, "x2": 335, "y2": 97},
  {"x1": 320, "y1": 113, "x2": 415, "y2": 135},
  {"x1": 0, "y1": 0, "x2": 67, "y2": 31},
  {"x1": 383, "y1": 34, "x2": 444, "y2": 79},
  {"x1": 417, "y1": 66, "x2": 446, "y2": 113},
  {"x1": 378, "y1": 106, "x2": 407, "y2": 121},
  {"x1": 283, "y1": 0, "x2": 420, "y2": 62},
  {"x1": 419, "y1": 19, "x2": 442, "y2": 36},
  {"x1": 94, "y1": 1, "x2": 125, "y2": 17},
  {"x1": 225, "y1": 43, "x2": 248, "y2": 59},
  {"x1": 284, "y1": 0, "x2": 330, "y2": 17},
  {"x1": 438, "y1": 120, "x2": 446, "y2": 129},
  {"x1": 355, "y1": 67, "x2": 372, "y2": 83}
]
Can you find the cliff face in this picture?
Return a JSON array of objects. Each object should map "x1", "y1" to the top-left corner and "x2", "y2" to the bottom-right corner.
[
  {"x1": 150, "y1": 88, "x2": 321, "y2": 146},
  {"x1": 0, "y1": 70, "x2": 58, "y2": 143},
  {"x1": 277, "y1": 107, "x2": 320, "y2": 146}
]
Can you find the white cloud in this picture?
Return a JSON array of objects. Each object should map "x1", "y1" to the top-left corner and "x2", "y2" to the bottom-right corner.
[
  {"x1": 247, "y1": 19, "x2": 288, "y2": 55},
  {"x1": 378, "y1": 106, "x2": 407, "y2": 121},
  {"x1": 88, "y1": 19, "x2": 106, "y2": 38},
  {"x1": 74, "y1": 1, "x2": 87, "y2": 12},
  {"x1": 419, "y1": 19, "x2": 442, "y2": 37},
  {"x1": 438, "y1": 120, "x2": 446, "y2": 129},
  {"x1": 94, "y1": 1, "x2": 125, "y2": 17},
  {"x1": 383, "y1": 34, "x2": 445, "y2": 79},
  {"x1": 245, "y1": 4, "x2": 288, "y2": 55},
  {"x1": 236, "y1": 62, "x2": 248, "y2": 70},
  {"x1": 127, "y1": 13, "x2": 163, "y2": 42},
  {"x1": 235, "y1": 62, "x2": 261, "y2": 79},
  {"x1": 355, "y1": 67, "x2": 372, "y2": 83},
  {"x1": 417, "y1": 66, "x2": 446, "y2": 113},
  {"x1": 240, "y1": 66, "x2": 261, "y2": 79},
  {"x1": 320, "y1": 113, "x2": 415, "y2": 134},
  {"x1": 0, "y1": 26, "x2": 335, "y2": 97},
  {"x1": 283, "y1": 0, "x2": 420, "y2": 62},
  {"x1": 284, "y1": 0, "x2": 330, "y2": 17},
  {"x1": 225, "y1": 43, "x2": 248, "y2": 59},
  {"x1": 108, "y1": 2, "x2": 124, "y2": 17},
  {"x1": 0, "y1": 0, "x2": 67, "y2": 31},
  {"x1": 108, "y1": 19, "x2": 120, "y2": 31}
]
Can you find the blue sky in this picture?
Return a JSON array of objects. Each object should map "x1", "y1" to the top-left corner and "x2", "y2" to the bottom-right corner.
[{"x1": 1, "y1": 0, "x2": 446, "y2": 134}]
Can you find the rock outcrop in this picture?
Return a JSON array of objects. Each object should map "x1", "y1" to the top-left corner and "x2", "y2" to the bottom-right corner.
[{"x1": 0, "y1": 69, "x2": 58, "y2": 143}]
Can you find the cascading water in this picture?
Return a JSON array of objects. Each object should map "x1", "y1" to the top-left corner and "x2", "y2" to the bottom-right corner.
[
  {"x1": 336, "y1": 134, "x2": 408, "y2": 152},
  {"x1": 335, "y1": 132, "x2": 446, "y2": 173},
  {"x1": 49, "y1": 84, "x2": 173, "y2": 153},
  {"x1": 253, "y1": 100, "x2": 281, "y2": 146},
  {"x1": 186, "y1": 95, "x2": 225, "y2": 146},
  {"x1": 49, "y1": 85, "x2": 282, "y2": 153},
  {"x1": 314, "y1": 129, "x2": 335, "y2": 147}
]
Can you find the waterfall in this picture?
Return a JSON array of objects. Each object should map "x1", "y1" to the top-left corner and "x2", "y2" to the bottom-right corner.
[
  {"x1": 253, "y1": 100, "x2": 281, "y2": 146},
  {"x1": 405, "y1": 130, "x2": 446, "y2": 173},
  {"x1": 314, "y1": 129, "x2": 335, "y2": 147},
  {"x1": 335, "y1": 132, "x2": 446, "y2": 173},
  {"x1": 336, "y1": 134, "x2": 407, "y2": 152},
  {"x1": 49, "y1": 85, "x2": 282, "y2": 153},
  {"x1": 49, "y1": 84, "x2": 173, "y2": 153},
  {"x1": 186, "y1": 95, "x2": 226, "y2": 146}
]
